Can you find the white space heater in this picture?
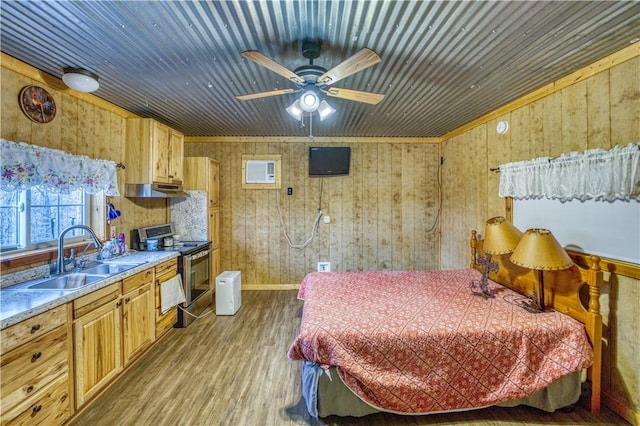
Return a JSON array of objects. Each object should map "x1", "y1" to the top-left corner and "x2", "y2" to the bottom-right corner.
[{"x1": 215, "y1": 271, "x2": 242, "y2": 315}]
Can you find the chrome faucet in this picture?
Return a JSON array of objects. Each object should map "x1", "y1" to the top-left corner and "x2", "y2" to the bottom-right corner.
[{"x1": 57, "y1": 225, "x2": 102, "y2": 275}]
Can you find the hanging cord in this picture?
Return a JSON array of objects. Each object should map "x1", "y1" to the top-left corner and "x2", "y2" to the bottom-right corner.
[
  {"x1": 177, "y1": 304, "x2": 214, "y2": 320},
  {"x1": 426, "y1": 156, "x2": 443, "y2": 233},
  {"x1": 276, "y1": 178, "x2": 324, "y2": 250}
]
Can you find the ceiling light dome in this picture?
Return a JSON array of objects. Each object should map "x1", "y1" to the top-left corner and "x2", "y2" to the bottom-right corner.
[
  {"x1": 299, "y1": 90, "x2": 320, "y2": 112},
  {"x1": 62, "y1": 68, "x2": 100, "y2": 92}
]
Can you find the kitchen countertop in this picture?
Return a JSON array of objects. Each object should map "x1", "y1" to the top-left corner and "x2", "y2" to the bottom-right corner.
[{"x1": 0, "y1": 251, "x2": 179, "y2": 329}]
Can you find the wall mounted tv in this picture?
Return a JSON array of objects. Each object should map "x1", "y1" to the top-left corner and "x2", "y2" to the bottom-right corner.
[{"x1": 308, "y1": 147, "x2": 351, "y2": 177}]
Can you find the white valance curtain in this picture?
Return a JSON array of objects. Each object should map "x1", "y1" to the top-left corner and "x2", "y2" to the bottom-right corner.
[
  {"x1": 0, "y1": 139, "x2": 120, "y2": 196},
  {"x1": 498, "y1": 143, "x2": 640, "y2": 201}
]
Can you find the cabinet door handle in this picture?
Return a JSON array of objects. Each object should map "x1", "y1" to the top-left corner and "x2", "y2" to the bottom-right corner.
[
  {"x1": 116, "y1": 301, "x2": 122, "y2": 308},
  {"x1": 32, "y1": 404, "x2": 42, "y2": 414},
  {"x1": 125, "y1": 297, "x2": 131, "y2": 303},
  {"x1": 31, "y1": 352, "x2": 42, "y2": 362},
  {"x1": 26, "y1": 385, "x2": 34, "y2": 393},
  {"x1": 30, "y1": 324, "x2": 41, "y2": 333}
]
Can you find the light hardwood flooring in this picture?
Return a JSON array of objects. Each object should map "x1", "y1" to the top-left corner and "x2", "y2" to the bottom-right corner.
[{"x1": 73, "y1": 290, "x2": 628, "y2": 426}]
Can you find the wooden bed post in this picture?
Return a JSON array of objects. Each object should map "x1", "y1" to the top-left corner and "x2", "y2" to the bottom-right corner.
[
  {"x1": 586, "y1": 255, "x2": 603, "y2": 413},
  {"x1": 470, "y1": 230, "x2": 478, "y2": 269}
]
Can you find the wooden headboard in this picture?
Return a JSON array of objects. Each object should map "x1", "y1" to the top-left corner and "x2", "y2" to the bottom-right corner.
[{"x1": 470, "y1": 230, "x2": 603, "y2": 413}]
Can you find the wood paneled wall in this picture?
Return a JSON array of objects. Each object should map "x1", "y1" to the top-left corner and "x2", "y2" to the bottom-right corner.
[
  {"x1": 185, "y1": 141, "x2": 441, "y2": 287},
  {"x1": 440, "y1": 54, "x2": 640, "y2": 424},
  {"x1": 1, "y1": 58, "x2": 168, "y2": 268}
]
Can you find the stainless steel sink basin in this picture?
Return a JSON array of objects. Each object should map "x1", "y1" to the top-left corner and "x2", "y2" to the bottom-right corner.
[
  {"x1": 81, "y1": 262, "x2": 144, "y2": 275},
  {"x1": 25, "y1": 274, "x2": 107, "y2": 290},
  {"x1": 3, "y1": 259, "x2": 148, "y2": 292}
]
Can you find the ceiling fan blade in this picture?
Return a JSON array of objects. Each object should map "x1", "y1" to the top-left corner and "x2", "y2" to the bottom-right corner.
[
  {"x1": 317, "y1": 48, "x2": 381, "y2": 85},
  {"x1": 241, "y1": 51, "x2": 305, "y2": 84},
  {"x1": 326, "y1": 87, "x2": 384, "y2": 105},
  {"x1": 236, "y1": 88, "x2": 297, "y2": 101}
]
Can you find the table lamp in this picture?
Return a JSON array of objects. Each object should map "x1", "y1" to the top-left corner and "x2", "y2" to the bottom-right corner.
[
  {"x1": 474, "y1": 217, "x2": 522, "y2": 298},
  {"x1": 510, "y1": 228, "x2": 573, "y2": 312}
]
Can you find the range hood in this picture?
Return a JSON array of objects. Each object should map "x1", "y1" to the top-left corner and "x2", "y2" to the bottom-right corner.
[{"x1": 125, "y1": 183, "x2": 189, "y2": 198}]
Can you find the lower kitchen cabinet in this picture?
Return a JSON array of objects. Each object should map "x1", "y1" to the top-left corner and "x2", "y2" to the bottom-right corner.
[
  {"x1": 73, "y1": 269, "x2": 157, "y2": 408},
  {"x1": 2, "y1": 374, "x2": 71, "y2": 426},
  {"x1": 154, "y1": 258, "x2": 179, "y2": 337},
  {"x1": 0, "y1": 306, "x2": 72, "y2": 426},
  {"x1": 122, "y1": 270, "x2": 155, "y2": 365},
  {"x1": 1, "y1": 260, "x2": 173, "y2": 424},
  {"x1": 73, "y1": 283, "x2": 122, "y2": 408},
  {"x1": 211, "y1": 247, "x2": 221, "y2": 290}
]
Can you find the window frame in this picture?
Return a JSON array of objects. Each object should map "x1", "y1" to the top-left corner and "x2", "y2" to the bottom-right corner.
[{"x1": 0, "y1": 188, "x2": 92, "y2": 253}]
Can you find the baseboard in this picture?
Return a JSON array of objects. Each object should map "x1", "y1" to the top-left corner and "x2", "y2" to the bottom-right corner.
[
  {"x1": 241, "y1": 284, "x2": 300, "y2": 290},
  {"x1": 603, "y1": 391, "x2": 640, "y2": 425}
]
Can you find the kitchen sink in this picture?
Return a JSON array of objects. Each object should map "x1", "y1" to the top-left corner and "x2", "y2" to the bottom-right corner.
[
  {"x1": 2, "y1": 259, "x2": 149, "y2": 292},
  {"x1": 25, "y1": 274, "x2": 107, "y2": 290},
  {"x1": 4, "y1": 260, "x2": 148, "y2": 292},
  {"x1": 81, "y1": 261, "x2": 145, "y2": 275}
]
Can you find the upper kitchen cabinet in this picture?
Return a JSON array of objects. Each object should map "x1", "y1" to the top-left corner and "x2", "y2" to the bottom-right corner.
[
  {"x1": 183, "y1": 157, "x2": 219, "y2": 207},
  {"x1": 125, "y1": 118, "x2": 184, "y2": 185},
  {"x1": 169, "y1": 129, "x2": 184, "y2": 185}
]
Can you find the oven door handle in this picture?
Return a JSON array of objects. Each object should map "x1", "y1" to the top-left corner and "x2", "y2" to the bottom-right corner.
[{"x1": 188, "y1": 249, "x2": 210, "y2": 260}]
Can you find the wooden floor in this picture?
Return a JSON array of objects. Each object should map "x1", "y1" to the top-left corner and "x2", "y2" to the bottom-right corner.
[{"x1": 73, "y1": 290, "x2": 628, "y2": 426}]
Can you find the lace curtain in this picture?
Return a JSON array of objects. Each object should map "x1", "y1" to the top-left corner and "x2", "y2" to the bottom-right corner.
[
  {"x1": 0, "y1": 139, "x2": 120, "y2": 196},
  {"x1": 499, "y1": 143, "x2": 640, "y2": 201}
]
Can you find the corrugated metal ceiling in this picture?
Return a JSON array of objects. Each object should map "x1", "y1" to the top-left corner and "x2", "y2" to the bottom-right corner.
[{"x1": 1, "y1": 1, "x2": 638, "y2": 138}]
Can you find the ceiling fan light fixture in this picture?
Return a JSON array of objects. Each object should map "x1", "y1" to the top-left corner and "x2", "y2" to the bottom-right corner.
[
  {"x1": 299, "y1": 90, "x2": 320, "y2": 112},
  {"x1": 317, "y1": 100, "x2": 335, "y2": 121},
  {"x1": 286, "y1": 99, "x2": 303, "y2": 120},
  {"x1": 62, "y1": 68, "x2": 100, "y2": 92}
]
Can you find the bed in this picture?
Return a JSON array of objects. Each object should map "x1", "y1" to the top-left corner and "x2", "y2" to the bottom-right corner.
[{"x1": 287, "y1": 230, "x2": 603, "y2": 418}]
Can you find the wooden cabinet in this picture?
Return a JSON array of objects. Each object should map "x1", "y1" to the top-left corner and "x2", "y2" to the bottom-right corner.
[
  {"x1": 211, "y1": 248, "x2": 221, "y2": 285},
  {"x1": 73, "y1": 271, "x2": 156, "y2": 408},
  {"x1": 1, "y1": 306, "x2": 72, "y2": 425},
  {"x1": 154, "y1": 258, "x2": 179, "y2": 337},
  {"x1": 209, "y1": 207, "x2": 220, "y2": 250},
  {"x1": 183, "y1": 157, "x2": 221, "y2": 283},
  {"x1": 170, "y1": 129, "x2": 184, "y2": 184},
  {"x1": 0, "y1": 261, "x2": 170, "y2": 424},
  {"x1": 125, "y1": 118, "x2": 184, "y2": 185},
  {"x1": 72, "y1": 283, "x2": 122, "y2": 408},
  {"x1": 121, "y1": 269, "x2": 155, "y2": 365},
  {"x1": 182, "y1": 157, "x2": 219, "y2": 207}
]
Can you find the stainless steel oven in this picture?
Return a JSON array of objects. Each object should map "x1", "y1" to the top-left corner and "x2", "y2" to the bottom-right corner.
[
  {"x1": 132, "y1": 223, "x2": 212, "y2": 327},
  {"x1": 177, "y1": 242, "x2": 212, "y2": 327}
]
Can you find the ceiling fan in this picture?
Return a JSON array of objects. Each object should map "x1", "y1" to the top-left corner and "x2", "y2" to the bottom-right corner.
[{"x1": 236, "y1": 40, "x2": 384, "y2": 120}]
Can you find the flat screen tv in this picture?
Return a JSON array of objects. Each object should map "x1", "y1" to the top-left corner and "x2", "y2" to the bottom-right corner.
[{"x1": 308, "y1": 147, "x2": 351, "y2": 177}]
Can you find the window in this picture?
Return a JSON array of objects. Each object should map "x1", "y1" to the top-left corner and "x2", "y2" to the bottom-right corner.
[{"x1": 0, "y1": 188, "x2": 90, "y2": 252}]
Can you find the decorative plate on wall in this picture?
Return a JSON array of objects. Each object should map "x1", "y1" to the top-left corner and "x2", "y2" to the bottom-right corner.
[{"x1": 19, "y1": 85, "x2": 56, "y2": 123}]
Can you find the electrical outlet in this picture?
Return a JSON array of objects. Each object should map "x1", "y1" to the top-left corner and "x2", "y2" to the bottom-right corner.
[{"x1": 317, "y1": 262, "x2": 331, "y2": 272}]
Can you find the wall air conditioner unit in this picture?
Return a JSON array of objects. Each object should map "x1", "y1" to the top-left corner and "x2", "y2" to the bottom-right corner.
[{"x1": 245, "y1": 160, "x2": 276, "y2": 184}]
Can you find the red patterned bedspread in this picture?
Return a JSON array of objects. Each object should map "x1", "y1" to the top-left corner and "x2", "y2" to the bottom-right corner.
[{"x1": 287, "y1": 269, "x2": 593, "y2": 414}]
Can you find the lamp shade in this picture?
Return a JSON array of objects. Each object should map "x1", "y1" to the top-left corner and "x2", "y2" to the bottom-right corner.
[
  {"x1": 484, "y1": 216, "x2": 522, "y2": 255},
  {"x1": 62, "y1": 68, "x2": 99, "y2": 92},
  {"x1": 510, "y1": 228, "x2": 573, "y2": 271},
  {"x1": 286, "y1": 100, "x2": 303, "y2": 120},
  {"x1": 317, "y1": 100, "x2": 335, "y2": 121}
]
